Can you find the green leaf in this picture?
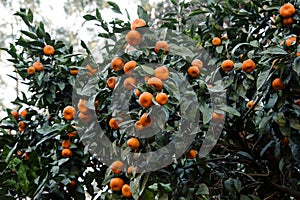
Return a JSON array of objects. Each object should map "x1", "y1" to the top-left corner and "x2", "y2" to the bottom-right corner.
[
  {"x1": 216, "y1": 45, "x2": 223, "y2": 54},
  {"x1": 160, "y1": 183, "x2": 172, "y2": 192},
  {"x1": 250, "y1": 40, "x2": 259, "y2": 47},
  {"x1": 293, "y1": 57, "x2": 300, "y2": 76},
  {"x1": 139, "y1": 173, "x2": 149, "y2": 196},
  {"x1": 218, "y1": 105, "x2": 241, "y2": 116},
  {"x1": 189, "y1": 9, "x2": 206, "y2": 17},
  {"x1": 83, "y1": 14, "x2": 97, "y2": 21},
  {"x1": 196, "y1": 183, "x2": 209, "y2": 195},
  {"x1": 140, "y1": 65, "x2": 154, "y2": 75},
  {"x1": 237, "y1": 151, "x2": 253, "y2": 160},
  {"x1": 290, "y1": 117, "x2": 300, "y2": 130},
  {"x1": 231, "y1": 43, "x2": 250, "y2": 57},
  {"x1": 20, "y1": 30, "x2": 38, "y2": 39},
  {"x1": 27, "y1": 9, "x2": 33, "y2": 22},
  {"x1": 256, "y1": 69, "x2": 270, "y2": 90},
  {"x1": 240, "y1": 195, "x2": 252, "y2": 200},
  {"x1": 274, "y1": 112, "x2": 286, "y2": 127},
  {"x1": 81, "y1": 40, "x2": 91, "y2": 54},
  {"x1": 260, "y1": 46, "x2": 288, "y2": 55},
  {"x1": 18, "y1": 163, "x2": 29, "y2": 193},
  {"x1": 96, "y1": 8, "x2": 102, "y2": 21},
  {"x1": 170, "y1": 0, "x2": 178, "y2": 5},
  {"x1": 141, "y1": 189, "x2": 155, "y2": 199},
  {"x1": 137, "y1": 5, "x2": 148, "y2": 22},
  {"x1": 107, "y1": 1, "x2": 122, "y2": 14},
  {"x1": 5, "y1": 142, "x2": 18, "y2": 163}
]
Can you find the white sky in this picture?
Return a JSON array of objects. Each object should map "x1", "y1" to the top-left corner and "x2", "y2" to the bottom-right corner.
[{"x1": 0, "y1": 0, "x2": 164, "y2": 118}]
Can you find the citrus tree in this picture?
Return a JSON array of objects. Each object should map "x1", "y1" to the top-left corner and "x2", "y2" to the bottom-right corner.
[{"x1": 1, "y1": 1, "x2": 300, "y2": 200}]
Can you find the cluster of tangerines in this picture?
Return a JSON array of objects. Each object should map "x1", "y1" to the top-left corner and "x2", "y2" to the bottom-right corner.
[
  {"x1": 84, "y1": 18, "x2": 205, "y2": 196},
  {"x1": 11, "y1": 109, "x2": 30, "y2": 160},
  {"x1": 11, "y1": 109, "x2": 28, "y2": 133},
  {"x1": 26, "y1": 45, "x2": 54, "y2": 75},
  {"x1": 212, "y1": 36, "x2": 260, "y2": 109},
  {"x1": 211, "y1": 2, "x2": 299, "y2": 110},
  {"x1": 278, "y1": 2, "x2": 297, "y2": 27},
  {"x1": 61, "y1": 106, "x2": 77, "y2": 159}
]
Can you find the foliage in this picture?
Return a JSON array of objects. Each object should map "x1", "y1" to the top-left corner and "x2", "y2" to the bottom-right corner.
[{"x1": 1, "y1": 0, "x2": 300, "y2": 200}]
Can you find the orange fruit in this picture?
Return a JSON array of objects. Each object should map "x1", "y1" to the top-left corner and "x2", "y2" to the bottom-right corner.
[
  {"x1": 186, "y1": 149, "x2": 197, "y2": 159},
  {"x1": 127, "y1": 166, "x2": 139, "y2": 174},
  {"x1": 272, "y1": 78, "x2": 285, "y2": 90},
  {"x1": 43, "y1": 45, "x2": 55, "y2": 55},
  {"x1": 61, "y1": 149, "x2": 72, "y2": 158},
  {"x1": 191, "y1": 59, "x2": 203, "y2": 69},
  {"x1": 62, "y1": 140, "x2": 71, "y2": 149},
  {"x1": 131, "y1": 18, "x2": 146, "y2": 30},
  {"x1": 246, "y1": 100, "x2": 257, "y2": 109},
  {"x1": 67, "y1": 130, "x2": 76, "y2": 137},
  {"x1": 110, "y1": 177, "x2": 124, "y2": 192},
  {"x1": 139, "y1": 92, "x2": 153, "y2": 108},
  {"x1": 242, "y1": 59, "x2": 256, "y2": 73},
  {"x1": 124, "y1": 77, "x2": 137, "y2": 90},
  {"x1": 212, "y1": 37, "x2": 222, "y2": 46},
  {"x1": 11, "y1": 110, "x2": 19, "y2": 120},
  {"x1": 285, "y1": 36, "x2": 296, "y2": 47},
  {"x1": 110, "y1": 160, "x2": 124, "y2": 174},
  {"x1": 297, "y1": 52, "x2": 300, "y2": 57},
  {"x1": 124, "y1": 61, "x2": 137, "y2": 75},
  {"x1": 79, "y1": 112, "x2": 93, "y2": 122},
  {"x1": 122, "y1": 184, "x2": 132, "y2": 198},
  {"x1": 111, "y1": 57, "x2": 125, "y2": 71},
  {"x1": 279, "y1": 3, "x2": 296, "y2": 18},
  {"x1": 280, "y1": 137, "x2": 290, "y2": 146},
  {"x1": 78, "y1": 99, "x2": 89, "y2": 113},
  {"x1": 86, "y1": 64, "x2": 97, "y2": 75},
  {"x1": 295, "y1": 99, "x2": 300, "y2": 106},
  {"x1": 20, "y1": 109, "x2": 28, "y2": 118},
  {"x1": 23, "y1": 152, "x2": 29, "y2": 160},
  {"x1": 135, "y1": 89, "x2": 141, "y2": 97},
  {"x1": 147, "y1": 77, "x2": 163, "y2": 90},
  {"x1": 144, "y1": 76, "x2": 150, "y2": 82},
  {"x1": 127, "y1": 137, "x2": 140, "y2": 150},
  {"x1": 27, "y1": 66, "x2": 35, "y2": 75},
  {"x1": 69, "y1": 180, "x2": 76, "y2": 188},
  {"x1": 70, "y1": 68, "x2": 79, "y2": 75},
  {"x1": 63, "y1": 106, "x2": 76, "y2": 121},
  {"x1": 221, "y1": 60, "x2": 234, "y2": 71},
  {"x1": 107, "y1": 76, "x2": 117, "y2": 89},
  {"x1": 126, "y1": 30, "x2": 142, "y2": 46},
  {"x1": 212, "y1": 112, "x2": 225, "y2": 122},
  {"x1": 154, "y1": 66, "x2": 169, "y2": 80},
  {"x1": 187, "y1": 66, "x2": 200, "y2": 78},
  {"x1": 135, "y1": 121, "x2": 144, "y2": 131},
  {"x1": 154, "y1": 41, "x2": 169, "y2": 54},
  {"x1": 33, "y1": 61, "x2": 44, "y2": 71},
  {"x1": 18, "y1": 121, "x2": 26, "y2": 129},
  {"x1": 19, "y1": 127, "x2": 25, "y2": 133},
  {"x1": 109, "y1": 118, "x2": 121, "y2": 129},
  {"x1": 155, "y1": 93, "x2": 168, "y2": 105},
  {"x1": 282, "y1": 17, "x2": 294, "y2": 26},
  {"x1": 17, "y1": 150, "x2": 23, "y2": 156},
  {"x1": 140, "y1": 113, "x2": 152, "y2": 126}
]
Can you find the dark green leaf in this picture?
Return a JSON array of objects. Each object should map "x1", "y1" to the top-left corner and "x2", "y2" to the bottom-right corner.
[
  {"x1": 83, "y1": 14, "x2": 97, "y2": 21},
  {"x1": 195, "y1": 183, "x2": 209, "y2": 195},
  {"x1": 107, "y1": 1, "x2": 122, "y2": 14},
  {"x1": 137, "y1": 5, "x2": 148, "y2": 22},
  {"x1": 20, "y1": 30, "x2": 38, "y2": 39}
]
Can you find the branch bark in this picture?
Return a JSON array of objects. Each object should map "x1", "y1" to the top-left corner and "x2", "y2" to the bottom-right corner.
[{"x1": 269, "y1": 182, "x2": 300, "y2": 199}]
